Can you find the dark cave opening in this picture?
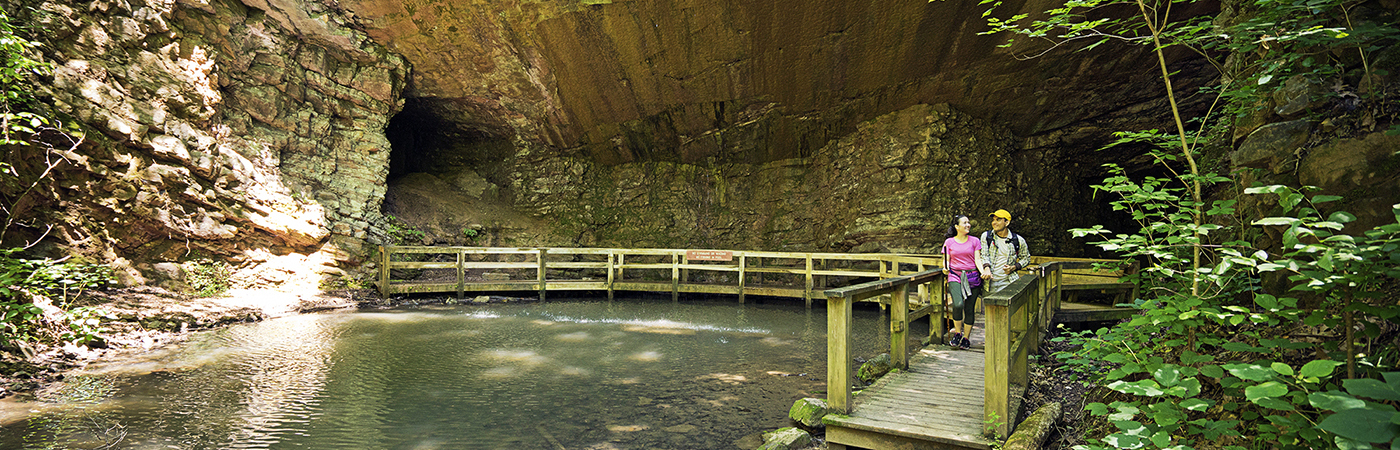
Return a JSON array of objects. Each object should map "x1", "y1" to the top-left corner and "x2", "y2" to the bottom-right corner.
[{"x1": 384, "y1": 99, "x2": 515, "y2": 184}]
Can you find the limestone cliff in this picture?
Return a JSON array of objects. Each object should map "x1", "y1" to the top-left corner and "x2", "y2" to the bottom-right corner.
[
  {"x1": 8, "y1": 0, "x2": 1391, "y2": 291},
  {"x1": 5, "y1": 0, "x2": 406, "y2": 288}
]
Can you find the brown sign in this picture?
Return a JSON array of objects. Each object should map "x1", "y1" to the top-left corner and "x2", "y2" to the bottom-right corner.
[{"x1": 686, "y1": 250, "x2": 733, "y2": 261}]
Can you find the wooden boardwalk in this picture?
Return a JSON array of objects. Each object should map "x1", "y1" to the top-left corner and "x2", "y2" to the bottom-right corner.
[{"x1": 825, "y1": 339, "x2": 995, "y2": 450}]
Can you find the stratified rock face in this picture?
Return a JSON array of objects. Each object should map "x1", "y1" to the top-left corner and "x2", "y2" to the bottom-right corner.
[
  {"x1": 465, "y1": 103, "x2": 1100, "y2": 255},
  {"x1": 10, "y1": 0, "x2": 406, "y2": 287},
  {"x1": 10, "y1": 0, "x2": 1210, "y2": 288},
  {"x1": 343, "y1": 0, "x2": 1195, "y2": 165}
]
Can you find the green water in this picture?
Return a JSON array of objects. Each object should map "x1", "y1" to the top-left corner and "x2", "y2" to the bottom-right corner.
[{"x1": 0, "y1": 297, "x2": 920, "y2": 449}]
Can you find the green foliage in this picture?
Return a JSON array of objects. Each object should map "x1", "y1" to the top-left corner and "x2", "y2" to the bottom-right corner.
[
  {"x1": 1059, "y1": 188, "x2": 1400, "y2": 449},
  {"x1": 2, "y1": 248, "x2": 114, "y2": 347},
  {"x1": 385, "y1": 215, "x2": 425, "y2": 245},
  {"x1": 0, "y1": 5, "x2": 50, "y2": 134},
  {"x1": 185, "y1": 259, "x2": 232, "y2": 297},
  {"x1": 462, "y1": 227, "x2": 480, "y2": 243}
]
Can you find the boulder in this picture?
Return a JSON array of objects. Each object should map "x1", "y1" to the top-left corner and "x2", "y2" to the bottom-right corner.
[
  {"x1": 788, "y1": 398, "x2": 829, "y2": 429},
  {"x1": 758, "y1": 427, "x2": 812, "y2": 450},
  {"x1": 857, "y1": 353, "x2": 893, "y2": 384}
]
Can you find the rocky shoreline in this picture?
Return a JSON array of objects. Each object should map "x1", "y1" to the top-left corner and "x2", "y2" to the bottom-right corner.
[{"x1": 0, "y1": 287, "x2": 379, "y2": 402}]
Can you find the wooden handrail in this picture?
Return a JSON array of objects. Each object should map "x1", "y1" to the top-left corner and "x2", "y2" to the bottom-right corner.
[
  {"x1": 377, "y1": 245, "x2": 1132, "y2": 435},
  {"x1": 822, "y1": 268, "x2": 945, "y2": 415}
]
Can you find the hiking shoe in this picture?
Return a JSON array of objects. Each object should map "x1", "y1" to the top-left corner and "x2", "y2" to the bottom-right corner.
[
  {"x1": 949, "y1": 332, "x2": 963, "y2": 347},
  {"x1": 959, "y1": 337, "x2": 972, "y2": 350}
]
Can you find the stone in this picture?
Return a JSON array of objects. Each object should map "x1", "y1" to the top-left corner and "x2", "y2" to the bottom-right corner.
[
  {"x1": 1233, "y1": 120, "x2": 1313, "y2": 173},
  {"x1": 788, "y1": 398, "x2": 829, "y2": 429},
  {"x1": 1002, "y1": 402, "x2": 1062, "y2": 450},
  {"x1": 758, "y1": 427, "x2": 812, "y2": 450},
  {"x1": 857, "y1": 353, "x2": 894, "y2": 384}
]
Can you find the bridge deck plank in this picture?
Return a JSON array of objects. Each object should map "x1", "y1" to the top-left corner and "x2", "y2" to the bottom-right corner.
[{"x1": 826, "y1": 345, "x2": 995, "y2": 450}]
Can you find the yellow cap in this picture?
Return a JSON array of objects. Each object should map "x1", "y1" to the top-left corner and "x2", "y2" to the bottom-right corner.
[{"x1": 990, "y1": 209, "x2": 1012, "y2": 220}]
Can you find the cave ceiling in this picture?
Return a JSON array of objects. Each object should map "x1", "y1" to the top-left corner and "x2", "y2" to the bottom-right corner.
[{"x1": 335, "y1": 0, "x2": 1217, "y2": 167}]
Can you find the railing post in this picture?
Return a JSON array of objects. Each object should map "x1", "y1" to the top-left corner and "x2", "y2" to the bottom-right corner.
[
  {"x1": 379, "y1": 245, "x2": 390, "y2": 298},
  {"x1": 828, "y1": 295, "x2": 853, "y2": 414},
  {"x1": 985, "y1": 301, "x2": 1010, "y2": 437},
  {"x1": 1054, "y1": 263, "x2": 1063, "y2": 312},
  {"x1": 891, "y1": 283, "x2": 909, "y2": 370},
  {"x1": 805, "y1": 255, "x2": 814, "y2": 308},
  {"x1": 537, "y1": 248, "x2": 547, "y2": 302},
  {"x1": 607, "y1": 251, "x2": 615, "y2": 301},
  {"x1": 456, "y1": 250, "x2": 465, "y2": 300},
  {"x1": 931, "y1": 274, "x2": 946, "y2": 342},
  {"x1": 672, "y1": 252, "x2": 679, "y2": 302},
  {"x1": 738, "y1": 254, "x2": 747, "y2": 304}
]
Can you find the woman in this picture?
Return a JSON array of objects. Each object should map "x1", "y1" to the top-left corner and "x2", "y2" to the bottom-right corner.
[{"x1": 943, "y1": 215, "x2": 990, "y2": 350}]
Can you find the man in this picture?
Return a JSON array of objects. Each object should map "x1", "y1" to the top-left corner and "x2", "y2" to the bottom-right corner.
[{"x1": 980, "y1": 209, "x2": 1031, "y2": 293}]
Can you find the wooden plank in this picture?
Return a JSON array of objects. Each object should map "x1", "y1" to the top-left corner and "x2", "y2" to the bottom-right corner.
[{"x1": 826, "y1": 416, "x2": 992, "y2": 449}]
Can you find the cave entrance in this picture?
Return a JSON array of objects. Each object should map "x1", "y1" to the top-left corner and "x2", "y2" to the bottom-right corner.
[{"x1": 384, "y1": 98, "x2": 514, "y2": 184}]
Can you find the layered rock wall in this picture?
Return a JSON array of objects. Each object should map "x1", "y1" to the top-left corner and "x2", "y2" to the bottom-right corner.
[{"x1": 6, "y1": 0, "x2": 406, "y2": 288}]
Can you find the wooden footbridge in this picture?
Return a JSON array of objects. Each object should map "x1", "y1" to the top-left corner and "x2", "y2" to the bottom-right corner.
[{"x1": 376, "y1": 246, "x2": 1137, "y2": 449}]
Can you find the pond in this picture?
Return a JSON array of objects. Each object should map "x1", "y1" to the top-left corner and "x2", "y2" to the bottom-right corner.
[{"x1": 0, "y1": 296, "x2": 922, "y2": 449}]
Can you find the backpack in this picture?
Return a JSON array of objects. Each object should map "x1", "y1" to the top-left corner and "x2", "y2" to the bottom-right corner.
[{"x1": 981, "y1": 230, "x2": 1023, "y2": 258}]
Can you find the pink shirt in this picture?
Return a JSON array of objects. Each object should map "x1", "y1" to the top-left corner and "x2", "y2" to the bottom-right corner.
[{"x1": 943, "y1": 236, "x2": 983, "y2": 271}]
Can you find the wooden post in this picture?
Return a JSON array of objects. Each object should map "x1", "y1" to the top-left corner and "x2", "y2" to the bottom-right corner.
[
  {"x1": 738, "y1": 255, "x2": 747, "y2": 304},
  {"x1": 891, "y1": 283, "x2": 909, "y2": 370},
  {"x1": 607, "y1": 252, "x2": 615, "y2": 301},
  {"x1": 537, "y1": 248, "x2": 547, "y2": 302},
  {"x1": 672, "y1": 252, "x2": 679, "y2": 302},
  {"x1": 804, "y1": 255, "x2": 814, "y2": 308},
  {"x1": 828, "y1": 295, "x2": 853, "y2": 414},
  {"x1": 456, "y1": 250, "x2": 465, "y2": 300},
  {"x1": 917, "y1": 263, "x2": 928, "y2": 309},
  {"x1": 379, "y1": 245, "x2": 390, "y2": 298},
  {"x1": 618, "y1": 253, "x2": 626, "y2": 283},
  {"x1": 985, "y1": 302, "x2": 1011, "y2": 438},
  {"x1": 932, "y1": 275, "x2": 946, "y2": 341},
  {"x1": 1053, "y1": 263, "x2": 1063, "y2": 312}
]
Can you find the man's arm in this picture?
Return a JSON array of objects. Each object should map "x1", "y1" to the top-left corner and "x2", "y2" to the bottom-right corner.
[{"x1": 1016, "y1": 235, "x2": 1031, "y2": 270}]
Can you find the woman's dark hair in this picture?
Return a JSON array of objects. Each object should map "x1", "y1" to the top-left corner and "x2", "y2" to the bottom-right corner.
[{"x1": 944, "y1": 215, "x2": 969, "y2": 239}]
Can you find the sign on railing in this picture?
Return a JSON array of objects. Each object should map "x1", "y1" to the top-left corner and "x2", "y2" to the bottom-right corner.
[{"x1": 685, "y1": 250, "x2": 734, "y2": 261}]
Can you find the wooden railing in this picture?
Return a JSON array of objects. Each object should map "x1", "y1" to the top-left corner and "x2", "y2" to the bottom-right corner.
[
  {"x1": 822, "y1": 268, "x2": 945, "y2": 414},
  {"x1": 981, "y1": 260, "x2": 1132, "y2": 436},
  {"x1": 377, "y1": 246, "x2": 944, "y2": 306}
]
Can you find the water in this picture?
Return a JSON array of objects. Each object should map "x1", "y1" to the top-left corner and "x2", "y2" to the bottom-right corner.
[{"x1": 0, "y1": 297, "x2": 921, "y2": 449}]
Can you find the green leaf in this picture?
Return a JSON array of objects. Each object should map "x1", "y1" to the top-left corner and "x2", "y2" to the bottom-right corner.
[
  {"x1": 1272, "y1": 362, "x2": 1295, "y2": 377},
  {"x1": 1247, "y1": 381, "x2": 1290, "y2": 401},
  {"x1": 1254, "y1": 217, "x2": 1299, "y2": 226},
  {"x1": 1226, "y1": 363, "x2": 1276, "y2": 381},
  {"x1": 1311, "y1": 391, "x2": 1366, "y2": 412},
  {"x1": 1180, "y1": 398, "x2": 1212, "y2": 412},
  {"x1": 1156, "y1": 366, "x2": 1185, "y2": 387},
  {"x1": 1255, "y1": 397, "x2": 1297, "y2": 411},
  {"x1": 1319, "y1": 408, "x2": 1400, "y2": 443},
  {"x1": 1314, "y1": 195, "x2": 1344, "y2": 204},
  {"x1": 1329, "y1": 211, "x2": 1357, "y2": 223},
  {"x1": 1301, "y1": 360, "x2": 1344, "y2": 378},
  {"x1": 1344, "y1": 378, "x2": 1400, "y2": 402},
  {"x1": 1109, "y1": 379, "x2": 1167, "y2": 397}
]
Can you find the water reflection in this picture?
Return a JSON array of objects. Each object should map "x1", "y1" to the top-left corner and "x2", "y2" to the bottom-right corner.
[{"x1": 0, "y1": 299, "x2": 920, "y2": 449}]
